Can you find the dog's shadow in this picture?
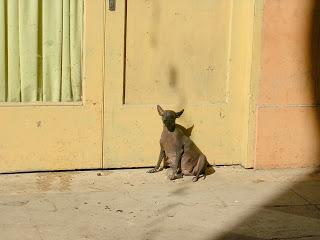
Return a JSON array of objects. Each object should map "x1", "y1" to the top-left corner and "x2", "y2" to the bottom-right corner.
[
  {"x1": 176, "y1": 124, "x2": 194, "y2": 138},
  {"x1": 176, "y1": 124, "x2": 216, "y2": 177}
]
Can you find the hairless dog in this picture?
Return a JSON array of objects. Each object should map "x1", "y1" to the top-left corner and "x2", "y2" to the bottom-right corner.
[{"x1": 147, "y1": 105, "x2": 213, "y2": 182}]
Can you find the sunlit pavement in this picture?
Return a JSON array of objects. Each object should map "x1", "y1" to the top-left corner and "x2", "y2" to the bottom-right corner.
[{"x1": 0, "y1": 166, "x2": 319, "y2": 240}]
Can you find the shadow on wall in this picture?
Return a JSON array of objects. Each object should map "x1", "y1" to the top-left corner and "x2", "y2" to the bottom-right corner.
[
  {"x1": 209, "y1": 1, "x2": 320, "y2": 239},
  {"x1": 168, "y1": 64, "x2": 187, "y2": 110}
]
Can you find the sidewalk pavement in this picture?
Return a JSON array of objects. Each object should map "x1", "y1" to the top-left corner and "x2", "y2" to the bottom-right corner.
[{"x1": 0, "y1": 166, "x2": 319, "y2": 240}]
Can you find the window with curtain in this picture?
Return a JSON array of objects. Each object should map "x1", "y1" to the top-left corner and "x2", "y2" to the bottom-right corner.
[{"x1": 0, "y1": 0, "x2": 83, "y2": 103}]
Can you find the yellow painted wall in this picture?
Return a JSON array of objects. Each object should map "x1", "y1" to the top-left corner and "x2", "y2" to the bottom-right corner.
[{"x1": 0, "y1": 0, "x2": 263, "y2": 172}]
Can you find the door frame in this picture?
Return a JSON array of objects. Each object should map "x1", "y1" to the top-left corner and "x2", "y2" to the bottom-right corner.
[{"x1": 245, "y1": 0, "x2": 264, "y2": 168}]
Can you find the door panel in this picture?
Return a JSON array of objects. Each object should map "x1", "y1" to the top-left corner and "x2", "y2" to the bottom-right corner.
[
  {"x1": 125, "y1": 0, "x2": 231, "y2": 105},
  {"x1": 105, "y1": 0, "x2": 257, "y2": 168},
  {"x1": 0, "y1": 0, "x2": 104, "y2": 173}
]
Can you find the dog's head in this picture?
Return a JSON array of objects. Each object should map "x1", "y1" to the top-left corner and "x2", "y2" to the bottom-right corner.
[{"x1": 157, "y1": 105, "x2": 184, "y2": 131}]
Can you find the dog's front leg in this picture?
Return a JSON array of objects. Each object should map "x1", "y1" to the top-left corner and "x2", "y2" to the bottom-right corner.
[
  {"x1": 176, "y1": 147, "x2": 184, "y2": 174},
  {"x1": 147, "y1": 148, "x2": 165, "y2": 173},
  {"x1": 169, "y1": 147, "x2": 184, "y2": 180}
]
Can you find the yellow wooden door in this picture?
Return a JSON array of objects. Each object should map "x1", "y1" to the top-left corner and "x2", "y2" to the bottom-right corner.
[
  {"x1": 0, "y1": 1, "x2": 105, "y2": 173},
  {"x1": 104, "y1": 0, "x2": 261, "y2": 168}
]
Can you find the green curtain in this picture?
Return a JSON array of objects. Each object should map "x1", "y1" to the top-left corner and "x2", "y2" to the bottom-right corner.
[{"x1": 0, "y1": 0, "x2": 83, "y2": 103}]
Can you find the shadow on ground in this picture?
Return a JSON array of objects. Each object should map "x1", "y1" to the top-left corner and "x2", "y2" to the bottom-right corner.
[{"x1": 212, "y1": 170, "x2": 320, "y2": 240}]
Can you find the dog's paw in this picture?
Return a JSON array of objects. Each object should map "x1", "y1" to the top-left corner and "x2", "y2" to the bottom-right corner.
[
  {"x1": 147, "y1": 167, "x2": 163, "y2": 173},
  {"x1": 169, "y1": 175, "x2": 177, "y2": 181},
  {"x1": 169, "y1": 173, "x2": 183, "y2": 180},
  {"x1": 147, "y1": 168, "x2": 158, "y2": 173},
  {"x1": 192, "y1": 177, "x2": 199, "y2": 182},
  {"x1": 169, "y1": 174, "x2": 176, "y2": 180}
]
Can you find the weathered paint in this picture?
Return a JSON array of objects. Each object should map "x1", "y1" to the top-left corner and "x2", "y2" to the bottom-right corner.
[
  {"x1": 0, "y1": 0, "x2": 104, "y2": 173},
  {"x1": 104, "y1": 0, "x2": 262, "y2": 168},
  {"x1": 256, "y1": 0, "x2": 320, "y2": 168}
]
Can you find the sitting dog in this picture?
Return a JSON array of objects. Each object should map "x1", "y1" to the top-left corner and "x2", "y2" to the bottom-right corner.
[{"x1": 147, "y1": 105, "x2": 213, "y2": 182}]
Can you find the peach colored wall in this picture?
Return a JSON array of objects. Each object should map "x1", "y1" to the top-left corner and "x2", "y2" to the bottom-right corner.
[{"x1": 255, "y1": 0, "x2": 320, "y2": 168}]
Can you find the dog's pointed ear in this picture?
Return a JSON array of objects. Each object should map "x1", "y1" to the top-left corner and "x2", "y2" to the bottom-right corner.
[
  {"x1": 175, "y1": 109, "x2": 184, "y2": 118},
  {"x1": 157, "y1": 105, "x2": 165, "y2": 116}
]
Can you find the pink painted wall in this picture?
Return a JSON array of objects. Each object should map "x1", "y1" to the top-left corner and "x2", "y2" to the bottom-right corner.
[{"x1": 255, "y1": 0, "x2": 320, "y2": 168}]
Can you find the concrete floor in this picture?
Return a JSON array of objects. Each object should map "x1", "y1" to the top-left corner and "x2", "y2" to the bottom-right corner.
[{"x1": 0, "y1": 167, "x2": 319, "y2": 240}]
